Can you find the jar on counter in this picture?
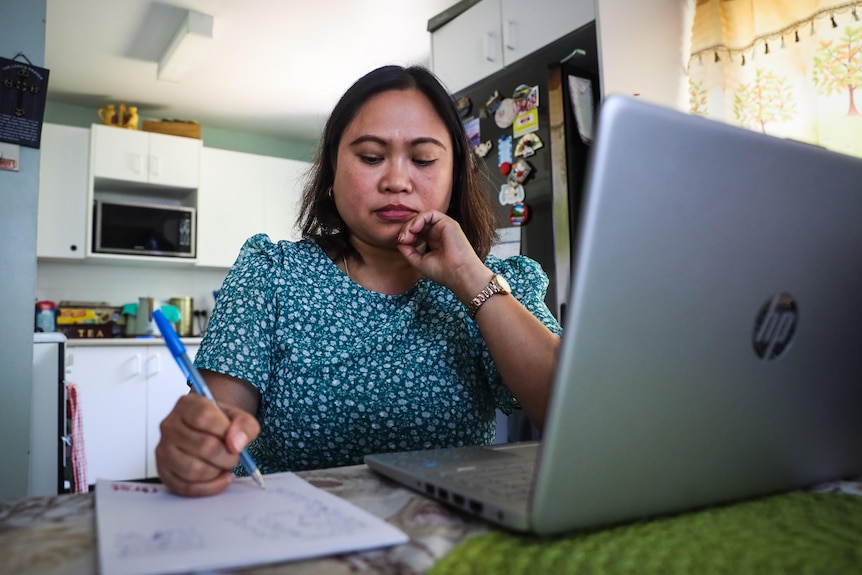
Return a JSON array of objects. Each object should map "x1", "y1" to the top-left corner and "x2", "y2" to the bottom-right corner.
[{"x1": 35, "y1": 301, "x2": 56, "y2": 332}]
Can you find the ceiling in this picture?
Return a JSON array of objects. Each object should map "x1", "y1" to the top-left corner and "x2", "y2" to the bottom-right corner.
[{"x1": 44, "y1": 0, "x2": 461, "y2": 145}]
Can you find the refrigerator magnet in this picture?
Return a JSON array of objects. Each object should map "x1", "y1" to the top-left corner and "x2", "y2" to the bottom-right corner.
[
  {"x1": 497, "y1": 134, "x2": 513, "y2": 175},
  {"x1": 474, "y1": 140, "x2": 492, "y2": 158},
  {"x1": 456, "y1": 96, "x2": 472, "y2": 118},
  {"x1": 494, "y1": 98, "x2": 517, "y2": 128},
  {"x1": 513, "y1": 85, "x2": 539, "y2": 114},
  {"x1": 513, "y1": 108, "x2": 539, "y2": 138},
  {"x1": 485, "y1": 90, "x2": 501, "y2": 114},
  {"x1": 464, "y1": 117, "x2": 481, "y2": 150},
  {"x1": 515, "y1": 133, "x2": 543, "y2": 157},
  {"x1": 509, "y1": 202, "x2": 530, "y2": 226},
  {"x1": 499, "y1": 182, "x2": 525, "y2": 205},
  {"x1": 508, "y1": 158, "x2": 532, "y2": 185}
]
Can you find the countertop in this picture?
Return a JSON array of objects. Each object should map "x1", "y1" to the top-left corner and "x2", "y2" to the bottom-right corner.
[{"x1": 65, "y1": 337, "x2": 203, "y2": 347}]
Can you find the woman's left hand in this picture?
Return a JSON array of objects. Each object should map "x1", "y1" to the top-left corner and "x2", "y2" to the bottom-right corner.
[{"x1": 396, "y1": 210, "x2": 492, "y2": 303}]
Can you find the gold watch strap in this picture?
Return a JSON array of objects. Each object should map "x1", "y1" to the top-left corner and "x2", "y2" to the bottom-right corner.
[{"x1": 467, "y1": 274, "x2": 508, "y2": 319}]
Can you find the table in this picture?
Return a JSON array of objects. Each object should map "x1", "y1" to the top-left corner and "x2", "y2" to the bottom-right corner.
[
  {"x1": 2, "y1": 465, "x2": 861, "y2": 574},
  {"x1": 0, "y1": 464, "x2": 491, "y2": 574}
]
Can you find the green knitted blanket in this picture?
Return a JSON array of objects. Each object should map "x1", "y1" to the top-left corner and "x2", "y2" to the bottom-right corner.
[{"x1": 429, "y1": 492, "x2": 862, "y2": 575}]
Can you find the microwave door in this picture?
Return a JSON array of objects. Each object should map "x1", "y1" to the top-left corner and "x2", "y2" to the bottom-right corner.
[{"x1": 93, "y1": 200, "x2": 196, "y2": 258}]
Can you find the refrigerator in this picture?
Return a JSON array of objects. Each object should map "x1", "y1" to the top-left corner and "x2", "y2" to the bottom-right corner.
[
  {"x1": 454, "y1": 22, "x2": 600, "y2": 323},
  {"x1": 31, "y1": 332, "x2": 71, "y2": 496},
  {"x1": 453, "y1": 23, "x2": 601, "y2": 441}
]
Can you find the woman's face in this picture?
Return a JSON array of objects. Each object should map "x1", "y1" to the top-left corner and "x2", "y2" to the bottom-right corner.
[{"x1": 332, "y1": 88, "x2": 454, "y2": 252}]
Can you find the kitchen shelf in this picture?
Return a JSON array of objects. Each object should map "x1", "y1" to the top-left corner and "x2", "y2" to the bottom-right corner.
[{"x1": 84, "y1": 252, "x2": 198, "y2": 267}]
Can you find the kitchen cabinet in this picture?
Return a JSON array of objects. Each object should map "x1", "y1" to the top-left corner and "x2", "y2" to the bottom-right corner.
[
  {"x1": 37, "y1": 124, "x2": 89, "y2": 259},
  {"x1": 68, "y1": 343, "x2": 198, "y2": 483},
  {"x1": 91, "y1": 124, "x2": 202, "y2": 189},
  {"x1": 196, "y1": 147, "x2": 309, "y2": 268},
  {"x1": 431, "y1": 0, "x2": 595, "y2": 93},
  {"x1": 263, "y1": 154, "x2": 308, "y2": 245}
]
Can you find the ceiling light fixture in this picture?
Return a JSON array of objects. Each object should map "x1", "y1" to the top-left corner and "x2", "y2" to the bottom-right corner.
[{"x1": 157, "y1": 10, "x2": 214, "y2": 83}]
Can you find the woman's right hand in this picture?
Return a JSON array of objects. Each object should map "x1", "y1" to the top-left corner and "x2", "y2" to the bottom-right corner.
[{"x1": 156, "y1": 378, "x2": 261, "y2": 497}]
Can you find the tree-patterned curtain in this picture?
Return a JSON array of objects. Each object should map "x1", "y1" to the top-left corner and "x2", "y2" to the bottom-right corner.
[{"x1": 688, "y1": 0, "x2": 862, "y2": 158}]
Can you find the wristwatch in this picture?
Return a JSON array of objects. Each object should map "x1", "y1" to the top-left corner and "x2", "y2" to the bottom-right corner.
[{"x1": 466, "y1": 274, "x2": 511, "y2": 319}]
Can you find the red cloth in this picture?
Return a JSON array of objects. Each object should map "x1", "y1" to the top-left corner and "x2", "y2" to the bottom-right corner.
[{"x1": 65, "y1": 383, "x2": 88, "y2": 493}]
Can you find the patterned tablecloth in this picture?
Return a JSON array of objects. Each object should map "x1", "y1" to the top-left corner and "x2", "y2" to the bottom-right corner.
[
  {"x1": 1, "y1": 465, "x2": 860, "y2": 575},
  {"x1": 0, "y1": 464, "x2": 491, "y2": 575}
]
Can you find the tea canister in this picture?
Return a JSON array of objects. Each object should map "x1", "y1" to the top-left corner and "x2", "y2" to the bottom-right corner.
[{"x1": 35, "y1": 301, "x2": 56, "y2": 332}]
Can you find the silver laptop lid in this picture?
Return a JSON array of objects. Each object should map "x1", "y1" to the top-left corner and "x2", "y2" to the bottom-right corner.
[{"x1": 531, "y1": 96, "x2": 862, "y2": 534}]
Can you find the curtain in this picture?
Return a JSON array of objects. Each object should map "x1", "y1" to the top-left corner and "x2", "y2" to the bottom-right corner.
[{"x1": 688, "y1": 0, "x2": 862, "y2": 158}]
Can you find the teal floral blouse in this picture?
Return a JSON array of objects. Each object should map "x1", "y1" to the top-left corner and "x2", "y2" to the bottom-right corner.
[{"x1": 195, "y1": 234, "x2": 562, "y2": 473}]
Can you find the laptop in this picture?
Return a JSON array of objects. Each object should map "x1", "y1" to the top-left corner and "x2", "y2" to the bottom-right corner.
[{"x1": 364, "y1": 95, "x2": 862, "y2": 535}]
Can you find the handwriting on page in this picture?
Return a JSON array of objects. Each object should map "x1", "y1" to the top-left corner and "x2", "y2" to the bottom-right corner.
[
  {"x1": 116, "y1": 528, "x2": 204, "y2": 558},
  {"x1": 96, "y1": 472, "x2": 408, "y2": 575},
  {"x1": 227, "y1": 486, "x2": 365, "y2": 539}
]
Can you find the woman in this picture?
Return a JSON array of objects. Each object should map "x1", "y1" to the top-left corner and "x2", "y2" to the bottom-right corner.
[{"x1": 156, "y1": 65, "x2": 561, "y2": 497}]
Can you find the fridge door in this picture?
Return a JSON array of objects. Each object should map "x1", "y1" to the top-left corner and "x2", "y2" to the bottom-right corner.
[{"x1": 453, "y1": 23, "x2": 600, "y2": 322}]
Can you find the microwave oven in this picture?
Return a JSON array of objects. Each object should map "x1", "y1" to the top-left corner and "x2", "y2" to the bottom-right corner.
[{"x1": 93, "y1": 199, "x2": 196, "y2": 258}]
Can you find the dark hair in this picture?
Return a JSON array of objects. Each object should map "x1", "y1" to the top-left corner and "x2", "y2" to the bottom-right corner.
[{"x1": 298, "y1": 65, "x2": 498, "y2": 260}]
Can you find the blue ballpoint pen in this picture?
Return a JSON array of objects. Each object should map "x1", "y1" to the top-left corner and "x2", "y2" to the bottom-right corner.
[{"x1": 152, "y1": 309, "x2": 266, "y2": 489}]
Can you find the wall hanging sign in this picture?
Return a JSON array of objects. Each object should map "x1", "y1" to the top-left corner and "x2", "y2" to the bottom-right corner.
[{"x1": 0, "y1": 53, "x2": 50, "y2": 148}]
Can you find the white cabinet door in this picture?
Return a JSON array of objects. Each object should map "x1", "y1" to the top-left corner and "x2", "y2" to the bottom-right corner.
[
  {"x1": 196, "y1": 148, "x2": 266, "y2": 268},
  {"x1": 92, "y1": 125, "x2": 150, "y2": 184},
  {"x1": 69, "y1": 346, "x2": 148, "y2": 483},
  {"x1": 145, "y1": 345, "x2": 197, "y2": 478},
  {"x1": 431, "y1": 0, "x2": 596, "y2": 94},
  {"x1": 37, "y1": 124, "x2": 89, "y2": 259},
  {"x1": 148, "y1": 132, "x2": 202, "y2": 189},
  {"x1": 262, "y1": 156, "x2": 309, "y2": 243},
  {"x1": 91, "y1": 125, "x2": 201, "y2": 188},
  {"x1": 500, "y1": 0, "x2": 595, "y2": 67},
  {"x1": 431, "y1": 0, "x2": 502, "y2": 93},
  {"x1": 197, "y1": 149, "x2": 310, "y2": 267}
]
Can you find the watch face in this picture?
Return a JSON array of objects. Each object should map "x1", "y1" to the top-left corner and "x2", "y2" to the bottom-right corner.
[{"x1": 495, "y1": 274, "x2": 511, "y2": 294}]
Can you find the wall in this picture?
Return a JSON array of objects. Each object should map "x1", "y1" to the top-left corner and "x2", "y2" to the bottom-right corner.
[
  {"x1": 36, "y1": 262, "x2": 231, "y2": 324},
  {"x1": 596, "y1": 0, "x2": 695, "y2": 110},
  {"x1": 44, "y1": 101, "x2": 317, "y2": 160},
  {"x1": 0, "y1": 0, "x2": 46, "y2": 502}
]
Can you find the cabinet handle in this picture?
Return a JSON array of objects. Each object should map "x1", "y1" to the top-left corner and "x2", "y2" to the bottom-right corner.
[
  {"x1": 484, "y1": 31, "x2": 498, "y2": 62},
  {"x1": 146, "y1": 353, "x2": 160, "y2": 378},
  {"x1": 127, "y1": 353, "x2": 142, "y2": 380},
  {"x1": 149, "y1": 155, "x2": 161, "y2": 178},
  {"x1": 132, "y1": 154, "x2": 143, "y2": 175},
  {"x1": 504, "y1": 20, "x2": 517, "y2": 51}
]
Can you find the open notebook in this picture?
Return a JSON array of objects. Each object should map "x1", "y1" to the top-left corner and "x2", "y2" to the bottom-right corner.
[{"x1": 365, "y1": 95, "x2": 862, "y2": 535}]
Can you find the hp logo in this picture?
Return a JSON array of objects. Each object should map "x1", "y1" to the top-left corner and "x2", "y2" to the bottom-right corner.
[{"x1": 753, "y1": 293, "x2": 798, "y2": 360}]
